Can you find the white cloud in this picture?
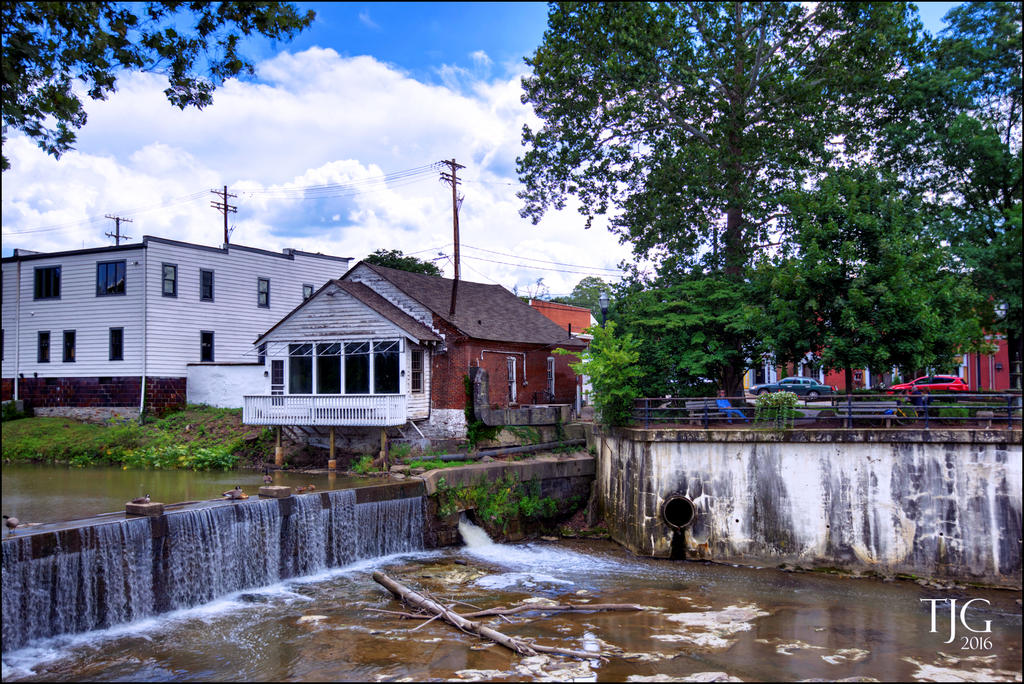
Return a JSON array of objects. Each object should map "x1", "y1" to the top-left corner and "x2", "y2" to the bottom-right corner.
[
  {"x1": 1, "y1": 48, "x2": 632, "y2": 296},
  {"x1": 358, "y1": 10, "x2": 379, "y2": 30}
]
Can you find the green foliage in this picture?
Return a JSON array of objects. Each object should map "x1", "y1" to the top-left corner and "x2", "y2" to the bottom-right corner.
[
  {"x1": 616, "y1": 277, "x2": 767, "y2": 396},
  {"x1": 463, "y1": 375, "x2": 501, "y2": 448},
  {"x1": 556, "y1": 321, "x2": 641, "y2": 426},
  {"x1": 549, "y1": 276, "x2": 613, "y2": 320},
  {"x1": 2, "y1": 406, "x2": 261, "y2": 469},
  {"x1": 1, "y1": 2, "x2": 315, "y2": 170},
  {"x1": 433, "y1": 474, "x2": 559, "y2": 531},
  {"x1": 754, "y1": 391, "x2": 801, "y2": 431},
  {"x1": 504, "y1": 425, "x2": 542, "y2": 445},
  {"x1": 754, "y1": 166, "x2": 986, "y2": 381},
  {"x1": 350, "y1": 454, "x2": 378, "y2": 474},
  {"x1": 390, "y1": 442, "x2": 413, "y2": 462},
  {"x1": 1, "y1": 402, "x2": 30, "y2": 422},
  {"x1": 364, "y1": 249, "x2": 443, "y2": 276}
]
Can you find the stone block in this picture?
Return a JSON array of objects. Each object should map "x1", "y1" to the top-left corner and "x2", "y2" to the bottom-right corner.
[
  {"x1": 259, "y1": 485, "x2": 293, "y2": 499},
  {"x1": 126, "y1": 502, "x2": 165, "y2": 517}
]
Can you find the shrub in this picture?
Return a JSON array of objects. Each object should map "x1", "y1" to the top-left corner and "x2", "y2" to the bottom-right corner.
[
  {"x1": 555, "y1": 321, "x2": 642, "y2": 427},
  {"x1": 755, "y1": 391, "x2": 801, "y2": 430}
]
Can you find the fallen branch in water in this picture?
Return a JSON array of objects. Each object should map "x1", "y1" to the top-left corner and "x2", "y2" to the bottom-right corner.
[{"x1": 371, "y1": 571, "x2": 609, "y2": 660}]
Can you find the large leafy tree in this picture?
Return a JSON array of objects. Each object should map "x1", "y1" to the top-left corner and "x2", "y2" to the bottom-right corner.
[
  {"x1": 364, "y1": 249, "x2": 442, "y2": 277},
  {"x1": 518, "y1": 2, "x2": 923, "y2": 394},
  {"x1": 755, "y1": 167, "x2": 985, "y2": 392},
  {"x1": 1, "y1": 1, "x2": 315, "y2": 170},
  {"x1": 549, "y1": 275, "x2": 611, "y2": 320}
]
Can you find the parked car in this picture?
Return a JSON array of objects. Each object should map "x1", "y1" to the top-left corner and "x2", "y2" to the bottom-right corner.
[
  {"x1": 747, "y1": 377, "x2": 836, "y2": 398},
  {"x1": 886, "y1": 375, "x2": 969, "y2": 393}
]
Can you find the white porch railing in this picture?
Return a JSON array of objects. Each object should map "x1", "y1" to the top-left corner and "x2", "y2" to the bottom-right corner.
[{"x1": 243, "y1": 394, "x2": 408, "y2": 426}]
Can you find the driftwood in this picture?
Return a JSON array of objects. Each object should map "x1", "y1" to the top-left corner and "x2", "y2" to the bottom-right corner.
[{"x1": 371, "y1": 571, "x2": 609, "y2": 659}]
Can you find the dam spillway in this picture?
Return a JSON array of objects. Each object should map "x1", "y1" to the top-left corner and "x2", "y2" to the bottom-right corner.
[{"x1": 1, "y1": 489, "x2": 425, "y2": 652}]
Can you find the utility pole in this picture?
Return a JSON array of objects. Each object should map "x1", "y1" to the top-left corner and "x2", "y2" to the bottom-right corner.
[
  {"x1": 104, "y1": 215, "x2": 133, "y2": 245},
  {"x1": 210, "y1": 185, "x2": 237, "y2": 245},
  {"x1": 439, "y1": 158, "x2": 465, "y2": 317}
]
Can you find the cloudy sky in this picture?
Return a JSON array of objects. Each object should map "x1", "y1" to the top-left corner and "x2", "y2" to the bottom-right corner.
[{"x1": 0, "y1": 2, "x2": 959, "y2": 298}]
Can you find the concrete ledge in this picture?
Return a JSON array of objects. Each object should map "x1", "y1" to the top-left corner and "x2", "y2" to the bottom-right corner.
[
  {"x1": 613, "y1": 426, "x2": 1021, "y2": 444},
  {"x1": 354, "y1": 479, "x2": 425, "y2": 504},
  {"x1": 419, "y1": 454, "x2": 596, "y2": 495},
  {"x1": 259, "y1": 486, "x2": 293, "y2": 499},
  {"x1": 125, "y1": 502, "x2": 165, "y2": 517}
]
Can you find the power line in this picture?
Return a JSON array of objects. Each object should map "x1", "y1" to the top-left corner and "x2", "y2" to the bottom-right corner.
[
  {"x1": 458, "y1": 252, "x2": 625, "y2": 278},
  {"x1": 461, "y1": 242, "x2": 623, "y2": 274}
]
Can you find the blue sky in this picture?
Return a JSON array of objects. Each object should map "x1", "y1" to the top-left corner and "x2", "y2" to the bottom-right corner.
[{"x1": 1, "y1": 2, "x2": 962, "y2": 297}]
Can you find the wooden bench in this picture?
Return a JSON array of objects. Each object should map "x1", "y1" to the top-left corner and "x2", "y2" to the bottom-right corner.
[{"x1": 839, "y1": 401, "x2": 902, "y2": 427}]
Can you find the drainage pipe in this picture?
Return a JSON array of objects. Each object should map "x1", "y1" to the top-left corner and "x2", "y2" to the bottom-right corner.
[
  {"x1": 436, "y1": 439, "x2": 586, "y2": 462},
  {"x1": 661, "y1": 494, "x2": 697, "y2": 529}
]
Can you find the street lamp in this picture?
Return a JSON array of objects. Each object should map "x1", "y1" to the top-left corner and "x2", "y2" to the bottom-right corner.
[{"x1": 599, "y1": 291, "x2": 609, "y2": 328}]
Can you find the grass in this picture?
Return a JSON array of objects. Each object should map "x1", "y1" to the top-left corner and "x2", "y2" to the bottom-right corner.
[{"x1": 1, "y1": 405, "x2": 273, "y2": 470}]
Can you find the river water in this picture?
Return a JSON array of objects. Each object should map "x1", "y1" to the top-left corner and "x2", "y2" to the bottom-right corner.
[
  {"x1": 1, "y1": 464, "x2": 375, "y2": 525},
  {"x1": 2, "y1": 518, "x2": 1020, "y2": 682}
]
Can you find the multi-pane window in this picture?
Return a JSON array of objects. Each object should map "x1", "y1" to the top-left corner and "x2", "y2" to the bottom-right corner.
[
  {"x1": 315, "y1": 342, "x2": 341, "y2": 394},
  {"x1": 257, "y1": 278, "x2": 270, "y2": 308},
  {"x1": 63, "y1": 330, "x2": 76, "y2": 362},
  {"x1": 302, "y1": 284, "x2": 314, "y2": 300},
  {"x1": 373, "y1": 340, "x2": 400, "y2": 394},
  {"x1": 38, "y1": 331, "x2": 50, "y2": 363},
  {"x1": 411, "y1": 350, "x2": 424, "y2": 393},
  {"x1": 344, "y1": 341, "x2": 370, "y2": 394},
  {"x1": 96, "y1": 260, "x2": 126, "y2": 296},
  {"x1": 34, "y1": 266, "x2": 61, "y2": 299},
  {"x1": 200, "y1": 269, "x2": 214, "y2": 301},
  {"x1": 200, "y1": 331, "x2": 215, "y2": 362},
  {"x1": 109, "y1": 328, "x2": 124, "y2": 361},
  {"x1": 162, "y1": 263, "x2": 178, "y2": 297}
]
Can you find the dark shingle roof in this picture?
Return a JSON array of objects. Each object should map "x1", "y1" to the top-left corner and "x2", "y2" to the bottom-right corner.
[{"x1": 351, "y1": 262, "x2": 585, "y2": 347}]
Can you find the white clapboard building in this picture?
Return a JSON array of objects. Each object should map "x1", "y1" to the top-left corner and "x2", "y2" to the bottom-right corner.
[{"x1": 2, "y1": 236, "x2": 350, "y2": 417}]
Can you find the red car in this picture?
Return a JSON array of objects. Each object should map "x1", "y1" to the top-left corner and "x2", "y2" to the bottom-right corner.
[{"x1": 887, "y1": 375, "x2": 969, "y2": 393}]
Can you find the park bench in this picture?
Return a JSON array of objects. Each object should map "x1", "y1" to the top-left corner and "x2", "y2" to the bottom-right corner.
[
  {"x1": 839, "y1": 400, "x2": 902, "y2": 427},
  {"x1": 684, "y1": 399, "x2": 750, "y2": 426}
]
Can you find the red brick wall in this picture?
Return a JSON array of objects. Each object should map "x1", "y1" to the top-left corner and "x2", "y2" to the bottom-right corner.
[
  {"x1": 428, "y1": 319, "x2": 581, "y2": 411},
  {"x1": 9, "y1": 376, "x2": 186, "y2": 414},
  {"x1": 1, "y1": 378, "x2": 12, "y2": 402}
]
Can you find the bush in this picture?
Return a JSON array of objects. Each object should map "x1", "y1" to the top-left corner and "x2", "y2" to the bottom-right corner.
[
  {"x1": 755, "y1": 391, "x2": 801, "y2": 430},
  {"x1": 555, "y1": 322, "x2": 642, "y2": 427}
]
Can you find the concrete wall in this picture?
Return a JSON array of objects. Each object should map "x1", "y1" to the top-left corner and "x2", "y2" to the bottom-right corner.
[
  {"x1": 186, "y1": 363, "x2": 265, "y2": 408},
  {"x1": 593, "y1": 427, "x2": 1022, "y2": 587}
]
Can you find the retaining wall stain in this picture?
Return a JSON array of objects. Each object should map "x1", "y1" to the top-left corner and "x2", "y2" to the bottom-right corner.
[{"x1": 595, "y1": 427, "x2": 1022, "y2": 586}]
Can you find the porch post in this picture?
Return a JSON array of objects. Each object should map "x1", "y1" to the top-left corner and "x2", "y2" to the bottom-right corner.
[
  {"x1": 275, "y1": 426, "x2": 284, "y2": 466},
  {"x1": 328, "y1": 426, "x2": 336, "y2": 469},
  {"x1": 380, "y1": 427, "x2": 389, "y2": 470}
]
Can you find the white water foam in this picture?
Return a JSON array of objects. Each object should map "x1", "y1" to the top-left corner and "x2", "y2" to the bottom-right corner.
[{"x1": 457, "y1": 516, "x2": 625, "y2": 591}]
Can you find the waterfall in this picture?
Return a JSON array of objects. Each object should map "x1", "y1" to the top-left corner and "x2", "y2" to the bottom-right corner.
[{"x1": 1, "y1": 491, "x2": 424, "y2": 652}]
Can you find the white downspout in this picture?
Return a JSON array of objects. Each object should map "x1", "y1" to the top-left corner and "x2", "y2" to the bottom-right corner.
[{"x1": 138, "y1": 247, "x2": 148, "y2": 421}]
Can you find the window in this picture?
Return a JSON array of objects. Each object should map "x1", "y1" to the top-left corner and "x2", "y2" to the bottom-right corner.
[
  {"x1": 411, "y1": 349, "x2": 424, "y2": 393},
  {"x1": 547, "y1": 356, "x2": 555, "y2": 397},
  {"x1": 507, "y1": 357, "x2": 517, "y2": 403},
  {"x1": 200, "y1": 330, "x2": 214, "y2": 362},
  {"x1": 200, "y1": 269, "x2": 214, "y2": 301},
  {"x1": 288, "y1": 343, "x2": 312, "y2": 393},
  {"x1": 257, "y1": 342, "x2": 266, "y2": 365},
  {"x1": 257, "y1": 278, "x2": 270, "y2": 308},
  {"x1": 373, "y1": 340, "x2": 400, "y2": 394},
  {"x1": 38, "y1": 331, "x2": 50, "y2": 363},
  {"x1": 162, "y1": 263, "x2": 177, "y2": 297},
  {"x1": 344, "y1": 341, "x2": 370, "y2": 394},
  {"x1": 63, "y1": 330, "x2": 76, "y2": 362},
  {"x1": 302, "y1": 284, "x2": 314, "y2": 300},
  {"x1": 316, "y1": 342, "x2": 341, "y2": 394},
  {"x1": 109, "y1": 328, "x2": 124, "y2": 361},
  {"x1": 34, "y1": 266, "x2": 61, "y2": 299},
  {"x1": 96, "y1": 261, "x2": 126, "y2": 296}
]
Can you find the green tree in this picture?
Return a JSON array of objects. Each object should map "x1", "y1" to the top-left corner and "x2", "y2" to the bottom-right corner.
[
  {"x1": 556, "y1": 321, "x2": 641, "y2": 426},
  {"x1": 549, "y1": 275, "x2": 611, "y2": 320},
  {"x1": 518, "y1": 2, "x2": 923, "y2": 393},
  {"x1": 364, "y1": 249, "x2": 442, "y2": 276},
  {"x1": 2, "y1": 1, "x2": 315, "y2": 170},
  {"x1": 616, "y1": 277, "x2": 765, "y2": 397},
  {"x1": 755, "y1": 167, "x2": 986, "y2": 392}
]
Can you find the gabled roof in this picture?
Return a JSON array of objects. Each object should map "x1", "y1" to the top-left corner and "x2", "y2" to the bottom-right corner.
[
  {"x1": 347, "y1": 262, "x2": 586, "y2": 348},
  {"x1": 254, "y1": 279, "x2": 441, "y2": 345}
]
